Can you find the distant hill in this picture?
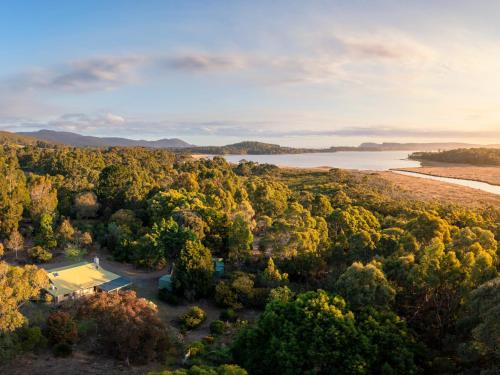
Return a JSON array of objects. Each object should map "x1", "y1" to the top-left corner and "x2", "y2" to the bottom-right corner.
[
  {"x1": 0, "y1": 131, "x2": 45, "y2": 146},
  {"x1": 359, "y1": 142, "x2": 500, "y2": 151},
  {"x1": 180, "y1": 141, "x2": 311, "y2": 155},
  {"x1": 17, "y1": 130, "x2": 192, "y2": 148}
]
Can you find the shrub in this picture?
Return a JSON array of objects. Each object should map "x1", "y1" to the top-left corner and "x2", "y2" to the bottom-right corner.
[
  {"x1": 158, "y1": 288, "x2": 179, "y2": 305},
  {"x1": 220, "y1": 309, "x2": 238, "y2": 323},
  {"x1": 64, "y1": 245, "x2": 87, "y2": 262},
  {"x1": 76, "y1": 291, "x2": 170, "y2": 364},
  {"x1": 28, "y1": 246, "x2": 52, "y2": 263},
  {"x1": 53, "y1": 342, "x2": 72, "y2": 357},
  {"x1": 202, "y1": 336, "x2": 215, "y2": 345},
  {"x1": 249, "y1": 288, "x2": 270, "y2": 309},
  {"x1": 147, "y1": 364, "x2": 248, "y2": 375},
  {"x1": 181, "y1": 306, "x2": 207, "y2": 330},
  {"x1": 17, "y1": 326, "x2": 47, "y2": 352},
  {"x1": 215, "y1": 281, "x2": 239, "y2": 309},
  {"x1": 268, "y1": 286, "x2": 294, "y2": 303},
  {"x1": 77, "y1": 319, "x2": 97, "y2": 337},
  {"x1": 215, "y1": 272, "x2": 255, "y2": 309},
  {"x1": 187, "y1": 341, "x2": 205, "y2": 357},
  {"x1": 210, "y1": 320, "x2": 226, "y2": 335},
  {"x1": 46, "y1": 311, "x2": 78, "y2": 346}
]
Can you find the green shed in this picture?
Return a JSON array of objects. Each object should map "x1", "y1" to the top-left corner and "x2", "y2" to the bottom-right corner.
[
  {"x1": 158, "y1": 273, "x2": 173, "y2": 291},
  {"x1": 213, "y1": 257, "x2": 224, "y2": 277}
]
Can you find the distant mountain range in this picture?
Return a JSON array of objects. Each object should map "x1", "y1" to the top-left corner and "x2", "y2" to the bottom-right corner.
[
  {"x1": 17, "y1": 130, "x2": 192, "y2": 148},
  {"x1": 7, "y1": 129, "x2": 500, "y2": 154}
]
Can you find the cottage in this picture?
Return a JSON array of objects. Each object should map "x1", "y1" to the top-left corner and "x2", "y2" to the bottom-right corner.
[{"x1": 43, "y1": 261, "x2": 132, "y2": 303}]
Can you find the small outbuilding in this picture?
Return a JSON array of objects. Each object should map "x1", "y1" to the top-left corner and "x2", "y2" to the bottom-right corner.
[
  {"x1": 158, "y1": 273, "x2": 173, "y2": 291},
  {"x1": 213, "y1": 257, "x2": 224, "y2": 277}
]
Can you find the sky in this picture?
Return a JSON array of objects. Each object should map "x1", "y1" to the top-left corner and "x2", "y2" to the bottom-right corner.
[{"x1": 1, "y1": 0, "x2": 500, "y2": 147}]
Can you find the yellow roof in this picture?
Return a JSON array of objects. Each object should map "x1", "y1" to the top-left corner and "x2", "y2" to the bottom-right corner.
[{"x1": 45, "y1": 261, "x2": 120, "y2": 297}]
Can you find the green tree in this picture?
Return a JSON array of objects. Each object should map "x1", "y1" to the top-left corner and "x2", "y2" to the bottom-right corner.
[
  {"x1": 0, "y1": 150, "x2": 29, "y2": 237},
  {"x1": 335, "y1": 261, "x2": 395, "y2": 310},
  {"x1": 328, "y1": 205, "x2": 380, "y2": 253},
  {"x1": 97, "y1": 164, "x2": 152, "y2": 210},
  {"x1": 227, "y1": 215, "x2": 254, "y2": 263},
  {"x1": 458, "y1": 277, "x2": 500, "y2": 373},
  {"x1": 311, "y1": 194, "x2": 333, "y2": 217},
  {"x1": 261, "y1": 202, "x2": 323, "y2": 258},
  {"x1": 57, "y1": 218, "x2": 75, "y2": 245},
  {"x1": 261, "y1": 257, "x2": 288, "y2": 287},
  {"x1": 232, "y1": 290, "x2": 420, "y2": 375},
  {"x1": 35, "y1": 213, "x2": 57, "y2": 249},
  {"x1": 215, "y1": 272, "x2": 255, "y2": 309},
  {"x1": 407, "y1": 211, "x2": 451, "y2": 245},
  {"x1": 246, "y1": 177, "x2": 289, "y2": 218},
  {"x1": 173, "y1": 240, "x2": 214, "y2": 299},
  {"x1": 136, "y1": 218, "x2": 196, "y2": 269},
  {"x1": 64, "y1": 245, "x2": 87, "y2": 262},
  {"x1": 28, "y1": 246, "x2": 52, "y2": 263}
]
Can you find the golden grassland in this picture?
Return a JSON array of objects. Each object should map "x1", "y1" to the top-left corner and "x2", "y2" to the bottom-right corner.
[
  {"x1": 375, "y1": 171, "x2": 500, "y2": 208},
  {"x1": 394, "y1": 165, "x2": 500, "y2": 186}
]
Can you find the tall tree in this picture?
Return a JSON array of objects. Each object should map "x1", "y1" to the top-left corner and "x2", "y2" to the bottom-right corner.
[
  {"x1": 173, "y1": 240, "x2": 214, "y2": 299},
  {"x1": 227, "y1": 215, "x2": 254, "y2": 263},
  {"x1": 5, "y1": 230, "x2": 24, "y2": 259},
  {"x1": 28, "y1": 174, "x2": 58, "y2": 222},
  {"x1": 0, "y1": 149, "x2": 29, "y2": 237}
]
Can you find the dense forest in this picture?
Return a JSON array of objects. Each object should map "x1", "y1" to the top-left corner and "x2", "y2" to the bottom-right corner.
[
  {"x1": 410, "y1": 148, "x2": 500, "y2": 166},
  {"x1": 0, "y1": 142, "x2": 499, "y2": 374}
]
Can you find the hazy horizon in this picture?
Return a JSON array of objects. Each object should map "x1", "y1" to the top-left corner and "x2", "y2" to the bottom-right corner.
[
  {"x1": 14, "y1": 128, "x2": 500, "y2": 148},
  {"x1": 2, "y1": 1, "x2": 500, "y2": 147}
]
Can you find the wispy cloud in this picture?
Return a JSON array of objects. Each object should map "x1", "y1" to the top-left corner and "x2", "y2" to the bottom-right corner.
[
  {"x1": 6, "y1": 56, "x2": 144, "y2": 93},
  {"x1": 0, "y1": 30, "x2": 438, "y2": 95},
  {"x1": 3, "y1": 113, "x2": 499, "y2": 143},
  {"x1": 161, "y1": 53, "x2": 247, "y2": 72}
]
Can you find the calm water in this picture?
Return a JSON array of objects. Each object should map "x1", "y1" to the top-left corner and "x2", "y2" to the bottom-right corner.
[
  {"x1": 223, "y1": 151, "x2": 420, "y2": 170},
  {"x1": 393, "y1": 171, "x2": 500, "y2": 195}
]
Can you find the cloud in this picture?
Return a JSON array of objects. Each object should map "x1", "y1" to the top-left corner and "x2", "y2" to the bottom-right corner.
[
  {"x1": 336, "y1": 32, "x2": 435, "y2": 63},
  {"x1": 161, "y1": 53, "x2": 246, "y2": 72},
  {"x1": 14, "y1": 113, "x2": 131, "y2": 132},
  {"x1": 0, "y1": 30, "x2": 436, "y2": 96},
  {"x1": 5, "y1": 56, "x2": 144, "y2": 93},
  {"x1": 2, "y1": 113, "x2": 498, "y2": 143}
]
